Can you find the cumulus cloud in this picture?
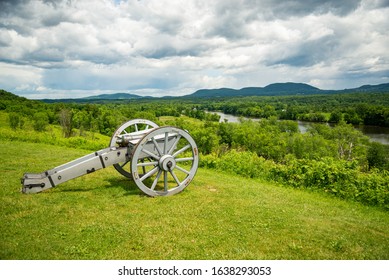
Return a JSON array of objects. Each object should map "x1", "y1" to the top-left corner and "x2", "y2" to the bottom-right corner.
[{"x1": 0, "y1": 0, "x2": 388, "y2": 98}]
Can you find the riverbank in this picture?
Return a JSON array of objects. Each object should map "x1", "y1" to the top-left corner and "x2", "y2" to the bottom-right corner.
[{"x1": 209, "y1": 111, "x2": 389, "y2": 145}]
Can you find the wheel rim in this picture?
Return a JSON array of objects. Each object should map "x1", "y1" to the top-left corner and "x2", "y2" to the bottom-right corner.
[
  {"x1": 110, "y1": 119, "x2": 158, "y2": 178},
  {"x1": 130, "y1": 126, "x2": 199, "y2": 196}
]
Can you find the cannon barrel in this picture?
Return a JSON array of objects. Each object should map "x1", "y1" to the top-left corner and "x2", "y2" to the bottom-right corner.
[
  {"x1": 22, "y1": 146, "x2": 129, "y2": 193},
  {"x1": 115, "y1": 128, "x2": 154, "y2": 147}
]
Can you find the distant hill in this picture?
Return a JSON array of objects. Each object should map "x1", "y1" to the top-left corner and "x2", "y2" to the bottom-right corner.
[
  {"x1": 187, "y1": 88, "x2": 239, "y2": 98},
  {"x1": 349, "y1": 83, "x2": 389, "y2": 92},
  {"x1": 263, "y1": 82, "x2": 321, "y2": 93},
  {"x1": 188, "y1": 82, "x2": 389, "y2": 98},
  {"x1": 83, "y1": 92, "x2": 142, "y2": 100},
  {"x1": 39, "y1": 92, "x2": 146, "y2": 103},
  {"x1": 189, "y1": 82, "x2": 322, "y2": 98}
]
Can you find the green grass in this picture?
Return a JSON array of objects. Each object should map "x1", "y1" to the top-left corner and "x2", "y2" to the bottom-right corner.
[{"x1": 1, "y1": 140, "x2": 388, "y2": 260}]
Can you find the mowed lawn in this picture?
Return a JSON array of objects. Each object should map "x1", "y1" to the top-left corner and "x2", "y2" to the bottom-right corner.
[{"x1": 1, "y1": 140, "x2": 388, "y2": 260}]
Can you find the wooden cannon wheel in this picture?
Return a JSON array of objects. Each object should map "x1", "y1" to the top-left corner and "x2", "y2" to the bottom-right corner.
[
  {"x1": 130, "y1": 126, "x2": 199, "y2": 196},
  {"x1": 109, "y1": 119, "x2": 158, "y2": 178}
]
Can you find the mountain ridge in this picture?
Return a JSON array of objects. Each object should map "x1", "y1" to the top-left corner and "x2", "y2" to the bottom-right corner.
[
  {"x1": 3, "y1": 82, "x2": 389, "y2": 102},
  {"x1": 188, "y1": 82, "x2": 389, "y2": 98}
]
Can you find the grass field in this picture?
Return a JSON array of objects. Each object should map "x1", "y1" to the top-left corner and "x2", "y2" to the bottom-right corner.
[{"x1": 1, "y1": 139, "x2": 388, "y2": 260}]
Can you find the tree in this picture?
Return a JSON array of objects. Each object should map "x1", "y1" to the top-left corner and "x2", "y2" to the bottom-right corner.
[
  {"x1": 59, "y1": 109, "x2": 73, "y2": 138},
  {"x1": 33, "y1": 112, "x2": 49, "y2": 132},
  {"x1": 329, "y1": 111, "x2": 342, "y2": 123},
  {"x1": 344, "y1": 109, "x2": 362, "y2": 125},
  {"x1": 72, "y1": 110, "x2": 89, "y2": 136},
  {"x1": 331, "y1": 122, "x2": 368, "y2": 160}
]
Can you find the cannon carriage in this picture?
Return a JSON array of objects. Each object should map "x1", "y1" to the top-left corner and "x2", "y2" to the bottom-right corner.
[{"x1": 21, "y1": 119, "x2": 199, "y2": 197}]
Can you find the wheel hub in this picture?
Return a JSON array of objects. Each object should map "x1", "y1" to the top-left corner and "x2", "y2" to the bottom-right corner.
[{"x1": 159, "y1": 155, "x2": 176, "y2": 171}]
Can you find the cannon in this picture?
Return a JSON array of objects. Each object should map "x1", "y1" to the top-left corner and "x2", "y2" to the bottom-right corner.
[{"x1": 21, "y1": 119, "x2": 199, "y2": 196}]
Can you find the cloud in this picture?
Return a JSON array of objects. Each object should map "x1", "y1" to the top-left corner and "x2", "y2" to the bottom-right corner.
[
  {"x1": 264, "y1": 0, "x2": 363, "y2": 17},
  {"x1": 0, "y1": 0, "x2": 388, "y2": 98}
]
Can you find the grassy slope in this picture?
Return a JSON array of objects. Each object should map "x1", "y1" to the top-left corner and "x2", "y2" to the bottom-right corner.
[{"x1": 1, "y1": 140, "x2": 388, "y2": 260}]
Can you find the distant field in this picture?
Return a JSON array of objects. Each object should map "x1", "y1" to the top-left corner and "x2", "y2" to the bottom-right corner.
[{"x1": 1, "y1": 140, "x2": 388, "y2": 260}]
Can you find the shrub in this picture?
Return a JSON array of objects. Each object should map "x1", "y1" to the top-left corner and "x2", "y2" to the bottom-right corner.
[
  {"x1": 200, "y1": 150, "x2": 389, "y2": 210},
  {"x1": 367, "y1": 142, "x2": 389, "y2": 170},
  {"x1": 8, "y1": 112, "x2": 23, "y2": 129}
]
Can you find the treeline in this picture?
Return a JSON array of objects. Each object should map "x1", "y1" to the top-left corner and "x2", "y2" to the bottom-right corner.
[
  {"x1": 1, "y1": 90, "x2": 189, "y2": 136},
  {"x1": 1, "y1": 89, "x2": 223, "y2": 138},
  {"x1": 197, "y1": 93, "x2": 389, "y2": 126}
]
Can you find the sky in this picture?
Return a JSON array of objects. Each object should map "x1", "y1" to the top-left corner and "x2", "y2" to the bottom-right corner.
[{"x1": 0, "y1": 0, "x2": 389, "y2": 99}]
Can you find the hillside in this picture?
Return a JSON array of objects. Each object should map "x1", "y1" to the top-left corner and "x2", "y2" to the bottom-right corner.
[
  {"x1": 0, "y1": 89, "x2": 28, "y2": 101},
  {"x1": 1, "y1": 139, "x2": 388, "y2": 259},
  {"x1": 351, "y1": 83, "x2": 389, "y2": 92},
  {"x1": 0, "y1": 89, "x2": 42, "y2": 109}
]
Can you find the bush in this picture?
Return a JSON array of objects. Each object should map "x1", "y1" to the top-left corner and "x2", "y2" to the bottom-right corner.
[
  {"x1": 367, "y1": 142, "x2": 389, "y2": 170},
  {"x1": 8, "y1": 112, "x2": 24, "y2": 129},
  {"x1": 200, "y1": 150, "x2": 389, "y2": 210}
]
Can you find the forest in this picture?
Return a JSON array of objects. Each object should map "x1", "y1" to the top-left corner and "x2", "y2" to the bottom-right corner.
[{"x1": 1, "y1": 89, "x2": 388, "y2": 209}]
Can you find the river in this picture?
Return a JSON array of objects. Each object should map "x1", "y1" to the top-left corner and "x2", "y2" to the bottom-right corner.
[{"x1": 209, "y1": 111, "x2": 389, "y2": 145}]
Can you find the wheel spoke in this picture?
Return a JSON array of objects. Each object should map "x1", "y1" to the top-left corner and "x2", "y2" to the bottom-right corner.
[
  {"x1": 137, "y1": 161, "x2": 158, "y2": 167},
  {"x1": 167, "y1": 134, "x2": 181, "y2": 155},
  {"x1": 135, "y1": 123, "x2": 138, "y2": 132},
  {"x1": 175, "y1": 157, "x2": 194, "y2": 162},
  {"x1": 123, "y1": 129, "x2": 128, "y2": 134},
  {"x1": 142, "y1": 148, "x2": 160, "y2": 160},
  {"x1": 170, "y1": 170, "x2": 181, "y2": 185},
  {"x1": 140, "y1": 166, "x2": 159, "y2": 182},
  {"x1": 163, "y1": 132, "x2": 168, "y2": 154},
  {"x1": 175, "y1": 165, "x2": 190, "y2": 175},
  {"x1": 151, "y1": 170, "x2": 162, "y2": 190},
  {"x1": 172, "y1": 144, "x2": 191, "y2": 157},
  {"x1": 164, "y1": 171, "x2": 168, "y2": 191},
  {"x1": 152, "y1": 137, "x2": 163, "y2": 156},
  {"x1": 141, "y1": 159, "x2": 146, "y2": 175}
]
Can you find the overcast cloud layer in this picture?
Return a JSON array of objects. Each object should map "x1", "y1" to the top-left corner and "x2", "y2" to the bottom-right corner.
[{"x1": 1, "y1": 0, "x2": 389, "y2": 98}]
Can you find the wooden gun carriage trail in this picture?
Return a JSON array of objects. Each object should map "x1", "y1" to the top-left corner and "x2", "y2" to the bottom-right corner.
[{"x1": 21, "y1": 119, "x2": 199, "y2": 197}]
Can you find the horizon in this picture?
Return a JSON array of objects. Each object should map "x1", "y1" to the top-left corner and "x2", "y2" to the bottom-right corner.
[{"x1": 1, "y1": 0, "x2": 389, "y2": 99}]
